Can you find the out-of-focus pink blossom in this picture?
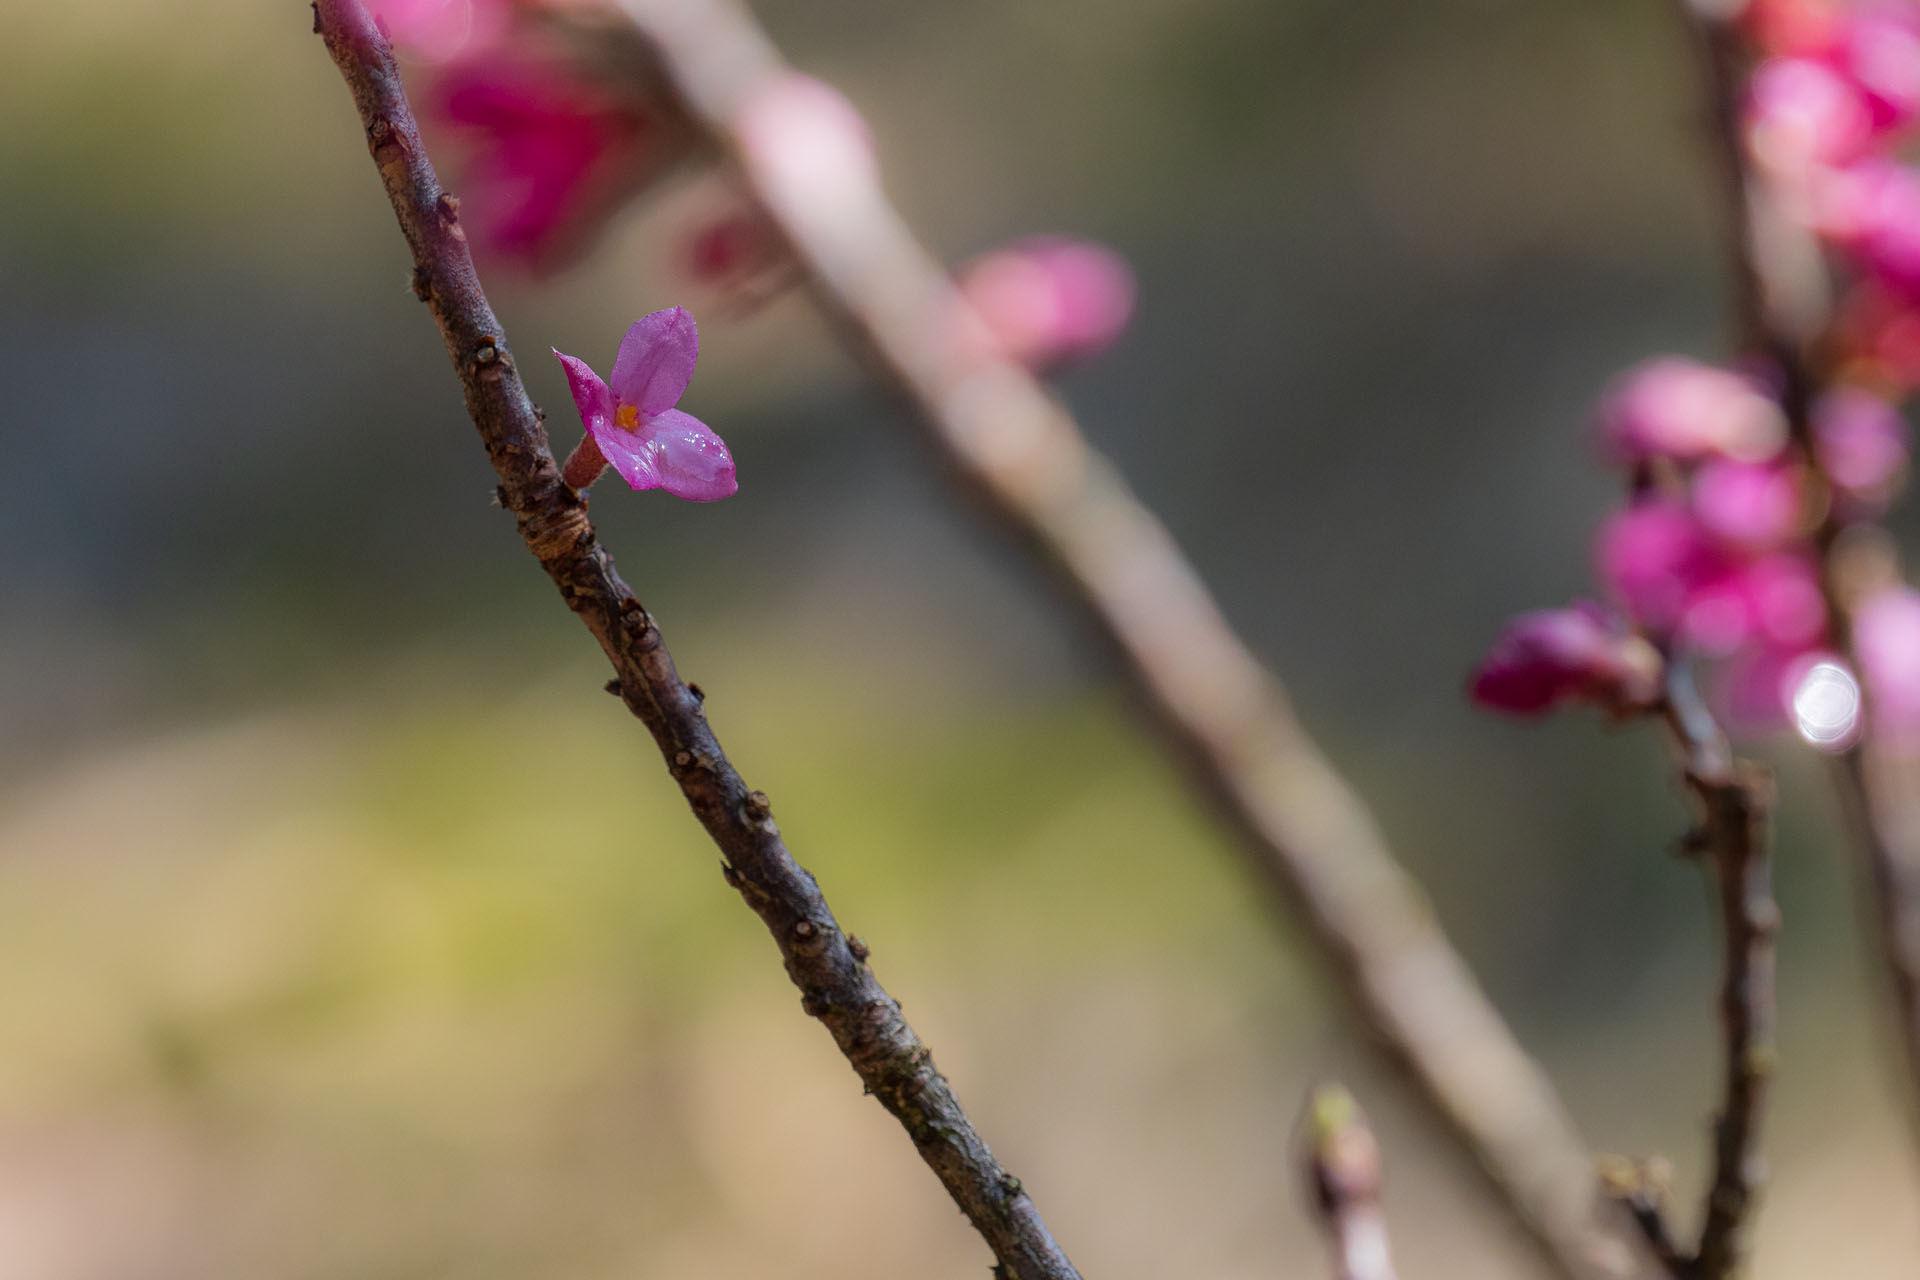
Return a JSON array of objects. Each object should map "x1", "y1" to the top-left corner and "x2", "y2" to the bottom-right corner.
[
  {"x1": 552, "y1": 307, "x2": 737, "y2": 501},
  {"x1": 371, "y1": 0, "x2": 507, "y2": 61},
  {"x1": 1469, "y1": 602, "x2": 1661, "y2": 716},
  {"x1": 1691, "y1": 458, "x2": 1803, "y2": 551},
  {"x1": 1596, "y1": 500, "x2": 1730, "y2": 634},
  {"x1": 1740, "y1": 0, "x2": 1844, "y2": 57},
  {"x1": 1836, "y1": 1, "x2": 1920, "y2": 132},
  {"x1": 1745, "y1": 57, "x2": 1874, "y2": 182},
  {"x1": 1814, "y1": 385, "x2": 1911, "y2": 500},
  {"x1": 1677, "y1": 553, "x2": 1826, "y2": 656},
  {"x1": 1856, "y1": 585, "x2": 1920, "y2": 739},
  {"x1": 1596, "y1": 358, "x2": 1787, "y2": 464},
  {"x1": 428, "y1": 51, "x2": 667, "y2": 269},
  {"x1": 1826, "y1": 160, "x2": 1920, "y2": 296},
  {"x1": 677, "y1": 205, "x2": 795, "y2": 314},
  {"x1": 955, "y1": 237, "x2": 1136, "y2": 370}
]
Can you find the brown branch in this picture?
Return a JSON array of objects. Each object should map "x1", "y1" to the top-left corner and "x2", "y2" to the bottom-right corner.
[
  {"x1": 615, "y1": 2, "x2": 1659, "y2": 1276},
  {"x1": 1675, "y1": 0, "x2": 1920, "y2": 1143},
  {"x1": 309, "y1": 5, "x2": 1081, "y2": 1277},
  {"x1": 1302, "y1": 1086, "x2": 1399, "y2": 1280},
  {"x1": 1660, "y1": 665, "x2": 1778, "y2": 1280}
]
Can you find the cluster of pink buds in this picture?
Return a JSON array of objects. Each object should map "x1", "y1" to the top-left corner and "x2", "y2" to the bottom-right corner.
[
  {"x1": 1472, "y1": 0, "x2": 1920, "y2": 747},
  {"x1": 374, "y1": 2, "x2": 1136, "y2": 364}
]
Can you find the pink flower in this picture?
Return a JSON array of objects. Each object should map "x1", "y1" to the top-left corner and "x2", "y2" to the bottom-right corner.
[
  {"x1": 1469, "y1": 602, "x2": 1661, "y2": 716},
  {"x1": 1745, "y1": 57, "x2": 1874, "y2": 182},
  {"x1": 1826, "y1": 161, "x2": 1920, "y2": 296},
  {"x1": 1595, "y1": 500, "x2": 1730, "y2": 633},
  {"x1": 1595, "y1": 358, "x2": 1787, "y2": 464},
  {"x1": 552, "y1": 308, "x2": 737, "y2": 501},
  {"x1": 1855, "y1": 585, "x2": 1920, "y2": 740},
  {"x1": 1691, "y1": 458, "x2": 1803, "y2": 551},
  {"x1": 1688, "y1": 552, "x2": 1828, "y2": 652},
  {"x1": 677, "y1": 205, "x2": 795, "y2": 315},
  {"x1": 371, "y1": 0, "x2": 507, "y2": 61},
  {"x1": 1835, "y1": 1, "x2": 1920, "y2": 133},
  {"x1": 427, "y1": 49, "x2": 671, "y2": 269},
  {"x1": 1814, "y1": 386, "x2": 1911, "y2": 509},
  {"x1": 955, "y1": 238, "x2": 1137, "y2": 370}
]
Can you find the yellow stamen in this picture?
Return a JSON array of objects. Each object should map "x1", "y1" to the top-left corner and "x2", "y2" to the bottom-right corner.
[{"x1": 615, "y1": 403, "x2": 642, "y2": 432}]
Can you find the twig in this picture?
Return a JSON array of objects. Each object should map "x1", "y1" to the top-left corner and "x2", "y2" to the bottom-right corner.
[
  {"x1": 1597, "y1": 1155, "x2": 1686, "y2": 1276},
  {"x1": 1302, "y1": 1086, "x2": 1399, "y2": 1280},
  {"x1": 310, "y1": 5, "x2": 1081, "y2": 1277},
  {"x1": 617, "y1": 2, "x2": 1656, "y2": 1276},
  {"x1": 1674, "y1": 0, "x2": 1920, "y2": 1144},
  {"x1": 1660, "y1": 665, "x2": 1779, "y2": 1280}
]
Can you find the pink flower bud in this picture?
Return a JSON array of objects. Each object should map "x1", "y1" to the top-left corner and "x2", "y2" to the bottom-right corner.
[
  {"x1": 1596, "y1": 500, "x2": 1730, "y2": 634},
  {"x1": 1827, "y1": 161, "x2": 1920, "y2": 297},
  {"x1": 1676, "y1": 553, "x2": 1826, "y2": 656},
  {"x1": 1813, "y1": 386, "x2": 1911, "y2": 501},
  {"x1": 1596, "y1": 358, "x2": 1787, "y2": 464},
  {"x1": 426, "y1": 48, "x2": 678, "y2": 270},
  {"x1": 1836, "y1": 1, "x2": 1920, "y2": 133},
  {"x1": 1691, "y1": 458, "x2": 1803, "y2": 551},
  {"x1": 1469, "y1": 602, "x2": 1661, "y2": 716},
  {"x1": 1745, "y1": 57, "x2": 1874, "y2": 182},
  {"x1": 955, "y1": 237, "x2": 1136, "y2": 371}
]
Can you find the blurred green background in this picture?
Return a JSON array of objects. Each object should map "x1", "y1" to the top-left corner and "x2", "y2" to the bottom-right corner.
[{"x1": 2, "y1": 0, "x2": 1917, "y2": 1275}]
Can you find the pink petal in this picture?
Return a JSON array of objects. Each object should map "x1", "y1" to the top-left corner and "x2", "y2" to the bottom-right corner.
[
  {"x1": 553, "y1": 349, "x2": 616, "y2": 436},
  {"x1": 591, "y1": 418, "x2": 663, "y2": 492},
  {"x1": 1814, "y1": 386, "x2": 1910, "y2": 495},
  {"x1": 610, "y1": 307, "x2": 699, "y2": 415},
  {"x1": 641, "y1": 408, "x2": 737, "y2": 502}
]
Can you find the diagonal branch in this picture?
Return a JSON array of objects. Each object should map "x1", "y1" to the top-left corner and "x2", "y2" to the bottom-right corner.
[
  {"x1": 310, "y1": 5, "x2": 1081, "y2": 1277},
  {"x1": 617, "y1": 2, "x2": 1658, "y2": 1275},
  {"x1": 1675, "y1": 0, "x2": 1920, "y2": 1145}
]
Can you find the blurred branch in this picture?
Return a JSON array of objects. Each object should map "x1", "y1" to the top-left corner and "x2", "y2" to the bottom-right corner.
[
  {"x1": 310, "y1": 6, "x2": 1082, "y2": 1278},
  {"x1": 618, "y1": 3, "x2": 1657, "y2": 1276},
  {"x1": 1660, "y1": 664, "x2": 1778, "y2": 1280},
  {"x1": 1676, "y1": 0, "x2": 1920, "y2": 1142},
  {"x1": 1302, "y1": 1086, "x2": 1398, "y2": 1280}
]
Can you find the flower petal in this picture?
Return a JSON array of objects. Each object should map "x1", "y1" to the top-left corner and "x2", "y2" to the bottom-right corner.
[
  {"x1": 553, "y1": 349, "x2": 616, "y2": 435},
  {"x1": 642, "y1": 408, "x2": 737, "y2": 501},
  {"x1": 610, "y1": 307, "x2": 699, "y2": 414}
]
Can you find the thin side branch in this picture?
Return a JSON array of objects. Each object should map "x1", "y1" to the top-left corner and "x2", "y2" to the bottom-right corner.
[
  {"x1": 1676, "y1": 0, "x2": 1920, "y2": 1139},
  {"x1": 618, "y1": 2, "x2": 1657, "y2": 1276},
  {"x1": 310, "y1": 6, "x2": 1080, "y2": 1277},
  {"x1": 1662, "y1": 666, "x2": 1779, "y2": 1280},
  {"x1": 1302, "y1": 1086, "x2": 1399, "y2": 1280}
]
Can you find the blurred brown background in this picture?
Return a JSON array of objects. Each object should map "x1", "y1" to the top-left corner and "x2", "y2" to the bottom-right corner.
[{"x1": 1, "y1": 0, "x2": 1917, "y2": 1275}]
